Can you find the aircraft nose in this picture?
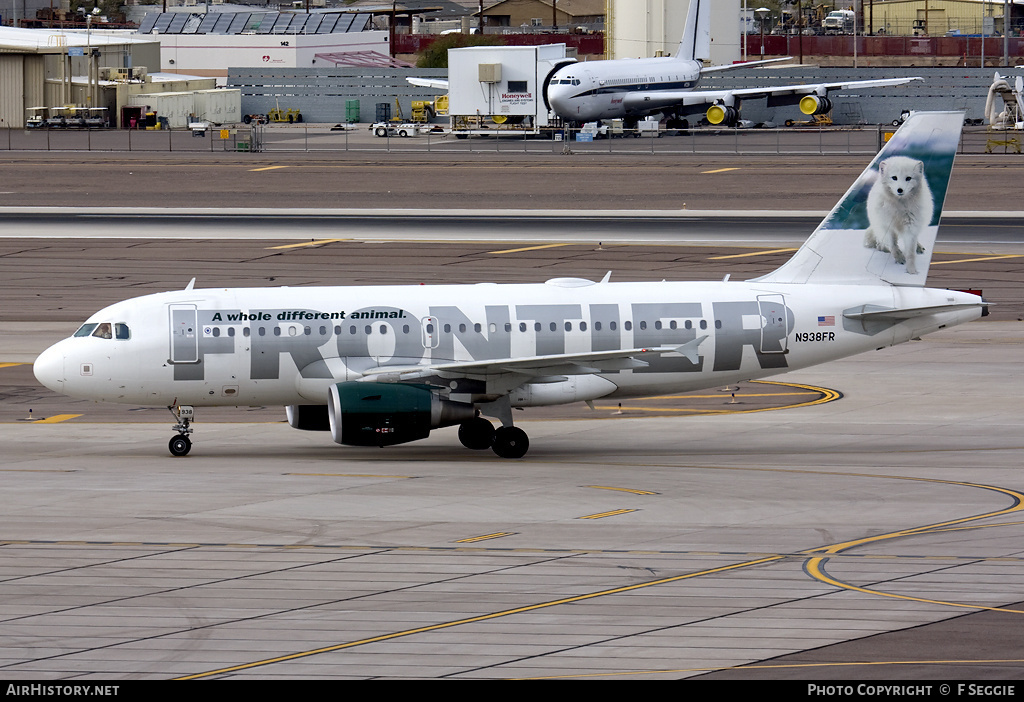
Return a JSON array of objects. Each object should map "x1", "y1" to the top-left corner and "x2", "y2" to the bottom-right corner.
[
  {"x1": 33, "y1": 343, "x2": 65, "y2": 394},
  {"x1": 547, "y1": 82, "x2": 571, "y2": 116}
]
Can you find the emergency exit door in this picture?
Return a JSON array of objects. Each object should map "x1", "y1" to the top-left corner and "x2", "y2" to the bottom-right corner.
[
  {"x1": 169, "y1": 304, "x2": 199, "y2": 363},
  {"x1": 757, "y1": 294, "x2": 789, "y2": 354}
]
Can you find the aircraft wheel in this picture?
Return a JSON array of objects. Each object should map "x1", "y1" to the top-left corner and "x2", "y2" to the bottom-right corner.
[
  {"x1": 169, "y1": 435, "x2": 192, "y2": 457},
  {"x1": 492, "y1": 426, "x2": 529, "y2": 459},
  {"x1": 458, "y1": 417, "x2": 495, "y2": 450}
]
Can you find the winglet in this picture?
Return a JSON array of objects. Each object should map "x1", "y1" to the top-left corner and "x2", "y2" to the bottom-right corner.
[{"x1": 184, "y1": 277, "x2": 196, "y2": 291}]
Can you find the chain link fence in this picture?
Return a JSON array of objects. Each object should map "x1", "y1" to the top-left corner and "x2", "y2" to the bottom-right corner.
[{"x1": 0, "y1": 123, "x2": 1016, "y2": 155}]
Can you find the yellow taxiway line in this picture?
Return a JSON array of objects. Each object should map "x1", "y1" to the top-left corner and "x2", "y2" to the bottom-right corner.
[
  {"x1": 489, "y1": 243, "x2": 573, "y2": 255},
  {"x1": 710, "y1": 248, "x2": 798, "y2": 260},
  {"x1": 931, "y1": 254, "x2": 1023, "y2": 266},
  {"x1": 455, "y1": 532, "x2": 517, "y2": 544},
  {"x1": 177, "y1": 553, "x2": 783, "y2": 679},
  {"x1": 578, "y1": 509, "x2": 639, "y2": 520},
  {"x1": 267, "y1": 239, "x2": 349, "y2": 250},
  {"x1": 584, "y1": 486, "x2": 658, "y2": 496},
  {"x1": 32, "y1": 414, "x2": 82, "y2": 424}
]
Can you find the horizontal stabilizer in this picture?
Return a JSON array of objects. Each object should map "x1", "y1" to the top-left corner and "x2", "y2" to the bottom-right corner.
[{"x1": 844, "y1": 302, "x2": 987, "y2": 321}]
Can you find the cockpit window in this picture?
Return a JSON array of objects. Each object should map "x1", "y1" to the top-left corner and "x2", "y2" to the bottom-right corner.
[
  {"x1": 72, "y1": 322, "x2": 130, "y2": 340},
  {"x1": 73, "y1": 321, "x2": 129, "y2": 340}
]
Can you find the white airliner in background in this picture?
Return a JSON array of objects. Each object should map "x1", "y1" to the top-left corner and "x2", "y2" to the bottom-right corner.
[
  {"x1": 412, "y1": 1, "x2": 920, "y2": 127},
  {"x1": 34, "y1": 112, "x2": 984, "y2": 459}
]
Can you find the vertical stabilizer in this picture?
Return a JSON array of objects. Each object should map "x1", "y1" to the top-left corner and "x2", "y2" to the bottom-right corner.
[
  {"x1": 756, "y1": 112, "x2": 963, "y2": 286},
  {"x1": 677, "y1": 0, "x2": 710, "y2": 62}
]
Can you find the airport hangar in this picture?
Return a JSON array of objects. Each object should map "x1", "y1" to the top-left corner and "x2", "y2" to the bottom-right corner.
[{"x1": 0, "y1": 9, "x2": 385, "y2": 130}]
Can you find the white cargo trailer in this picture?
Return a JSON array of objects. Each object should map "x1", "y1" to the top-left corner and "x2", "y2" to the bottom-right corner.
[
  {"x1": 192, "y1": 89, "x2": 241, "y2": 126},
  {"x1": 446, "y1": 44, "x2": 575, "y2": 137},
  {"x1": 128, "y1": 92, "x2": 194, "y2": 129},
  {"x1": 128, "y1": 89, "x2": 241, "y2": 129}
]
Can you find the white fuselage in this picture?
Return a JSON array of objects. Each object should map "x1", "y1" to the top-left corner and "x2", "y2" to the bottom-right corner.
[
  {"x1": 546, "y1": 57, "x2": 703, "y2": 122},
  {"x1": 32, "y1": 279, "x2": 981, "y2": 410}
]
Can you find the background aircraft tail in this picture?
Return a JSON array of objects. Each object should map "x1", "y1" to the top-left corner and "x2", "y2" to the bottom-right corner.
[
  {"x1": 677, "y1": 0, "x2": 710, "y2": 62},
  {"x1": 755, "y1": 111, "x2": 963, "y2": 286}
]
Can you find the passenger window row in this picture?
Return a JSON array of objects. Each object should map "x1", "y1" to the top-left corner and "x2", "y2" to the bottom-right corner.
[{"x1": 204, "y1": 319, "x2": 720, "y2": 338}]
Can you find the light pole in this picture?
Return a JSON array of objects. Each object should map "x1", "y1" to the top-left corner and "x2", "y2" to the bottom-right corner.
[
  {"x1": 755, "y1": 7, "x2": 771, "y2": 60},
  {"x1": 86, "y1": 7, "x2": 100, "y2": 108},
  {"x1": 797, "y1": 0, "x2": 804, "y2": 64},
  {"x1": 743, "y1": 1, "x2": 747, "y2": 62},
  {"x1": 1004, "y1": 0, "x2": 1010, "y2": 67}
]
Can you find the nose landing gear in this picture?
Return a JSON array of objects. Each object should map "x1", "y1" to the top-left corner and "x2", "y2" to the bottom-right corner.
[{"x1": 168, "y1": 405, "x2": 194, "y2": 456}]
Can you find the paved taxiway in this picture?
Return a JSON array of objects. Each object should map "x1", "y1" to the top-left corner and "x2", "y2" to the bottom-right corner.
[
  {"x1": 1, "y1": 232, "x2": 1023, "y2": 679},
  {"x1": 1, "y1": 322, "x2": 1023, "y2": 680},
  {"x1": 2, "y1": 151, "x2": 1024, "y2": 211},
  {"x1": 2, "y1": 148, "x2": 1023, "y2": 679}
]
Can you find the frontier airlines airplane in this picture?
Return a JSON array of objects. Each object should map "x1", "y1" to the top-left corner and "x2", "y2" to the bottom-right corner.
[{"x1": 34, "y1": 112, "x2": 984, "y2": 459}]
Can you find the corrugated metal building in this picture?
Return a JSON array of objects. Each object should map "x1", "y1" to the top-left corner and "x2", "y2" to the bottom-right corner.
[
  {"x1": 0, "y1": 27, "x2": 229, "y2": 129},
  {"x1": 866, "y1": 0, "x2": 1023, "y2": 37}
]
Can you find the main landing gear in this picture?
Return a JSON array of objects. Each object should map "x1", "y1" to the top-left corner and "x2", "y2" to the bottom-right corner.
[
  {"x1": 457, "y1": 414, "x2": 529, "y2": 459},
  {"x1": 168, "y1": 405, "x2": 194, "y2": 457}
]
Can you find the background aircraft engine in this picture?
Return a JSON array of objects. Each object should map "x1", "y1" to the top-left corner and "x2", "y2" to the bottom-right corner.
[
  {"x1": 286, "y1": 404, "x2": 332, "y2": 431},
  {"x1": 327, "y1": 382, "x2": 476, "y2": 447},
  {"x1": 706, "y1": 104, "x2": 737, "y2": 126},
  {"x1": 799, "y1": 95, "x2": 833, "y2": 116}
]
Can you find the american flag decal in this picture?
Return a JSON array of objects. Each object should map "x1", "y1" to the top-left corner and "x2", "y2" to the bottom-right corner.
[{"x1": 818, "y1": 315, "x2": 835, "y2": 326}]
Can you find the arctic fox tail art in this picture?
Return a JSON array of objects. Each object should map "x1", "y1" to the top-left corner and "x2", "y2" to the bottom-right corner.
[
  {"x1": 758, "y1": 111, "x2": 962, "y2": 286},
  {"x1": 863, "y1": 155, "x2": 932, "y2": 274}
]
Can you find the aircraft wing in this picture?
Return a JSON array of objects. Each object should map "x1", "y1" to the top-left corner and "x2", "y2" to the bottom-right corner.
[
  {"x1": 361, "y1": 336, "x2": 708, "y2": 382},
  {"x1": 407, "y1": 77, "x2": 449, "y2": 90},
  {"x1": 700, "y1": 57, "x2": 795, "y2": 73},
  {"x1": 621, "y1": 77, "x2": 921, "y2": 113},
  {"x1": 723, "y1": 76, "x2": 923, "y2": 100}
]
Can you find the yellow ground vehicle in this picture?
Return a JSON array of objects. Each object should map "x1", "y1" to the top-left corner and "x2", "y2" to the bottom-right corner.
[{"x1": 267, "y1": 107, "x2": 303, "y2": 123}]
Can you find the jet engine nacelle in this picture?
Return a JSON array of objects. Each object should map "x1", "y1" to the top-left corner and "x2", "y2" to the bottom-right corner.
[
  {"x1": 799, "y1": 95, "x2": 833, "y2": 116},
  {"x1": 706, "y1": 104, "x2": 738, "y2": 126},
  {"x1": 286, "y1": 404, "x2": 332, "y2": 431},
  {"x1": 327, "y1": 382, "x2": 476, "y2": 447}
]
